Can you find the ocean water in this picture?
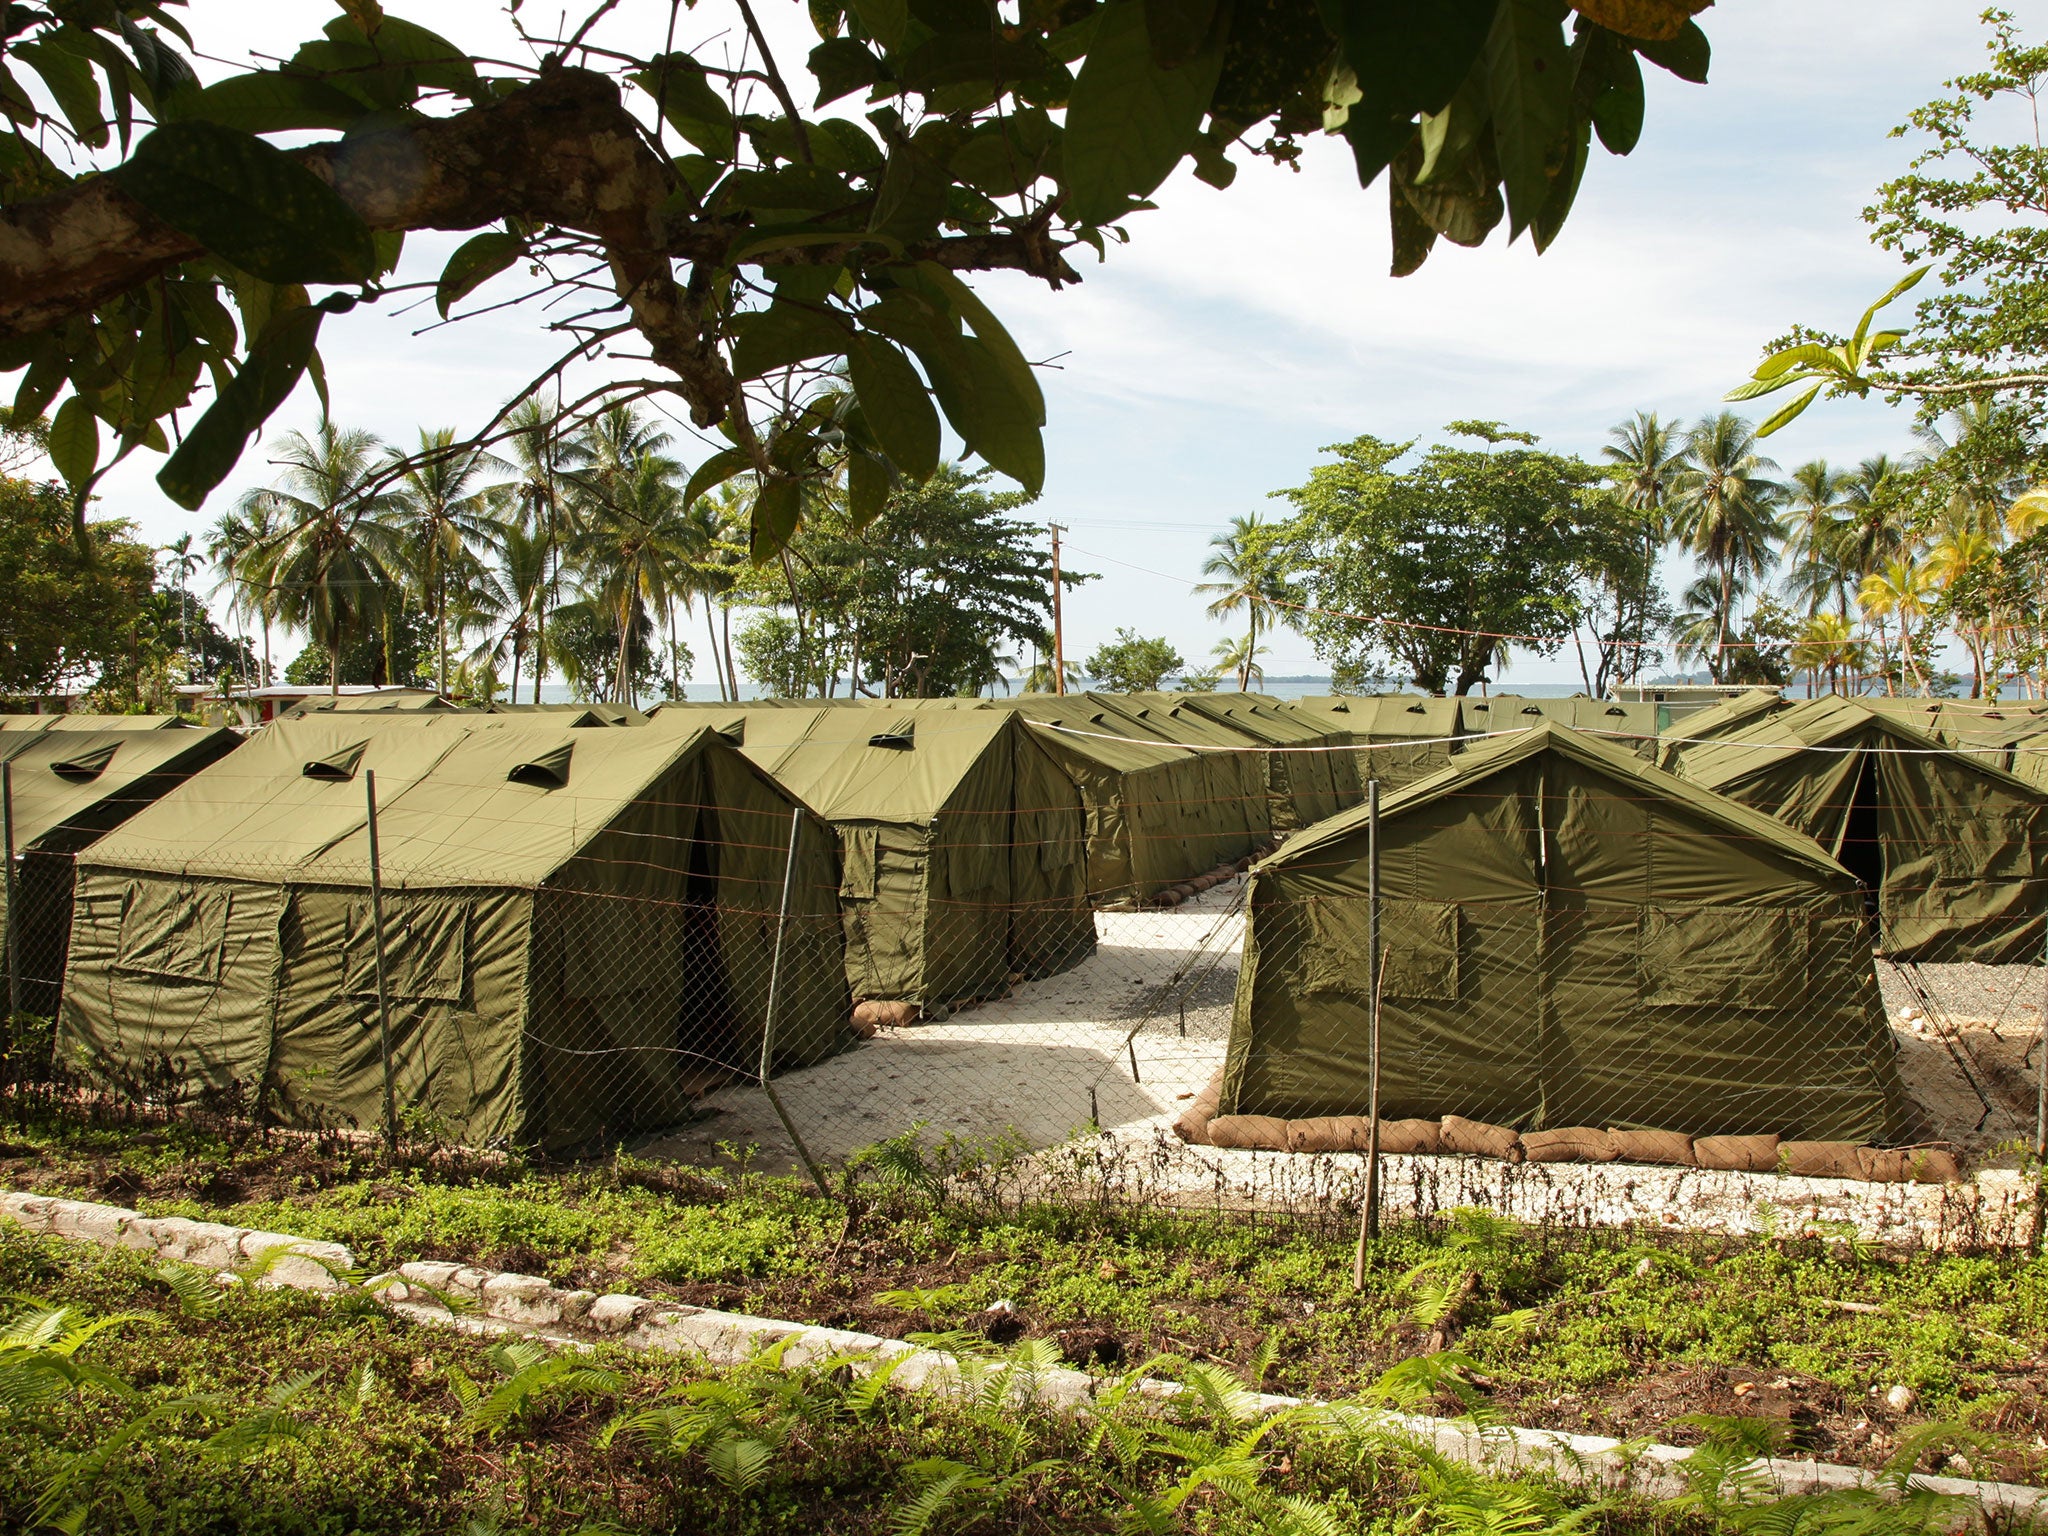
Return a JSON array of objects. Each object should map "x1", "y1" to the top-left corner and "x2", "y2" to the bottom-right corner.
[{"x1": 526, "y1": 677, "x2": 1611, "y2": 705}]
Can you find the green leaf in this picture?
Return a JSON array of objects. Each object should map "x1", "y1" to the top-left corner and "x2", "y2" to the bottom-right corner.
[
  {"x1": 158, "y1": 305, "x2": 324, "y2": 509},
  {"x1": 169, "y1": 71, "x2": 373, "y2": 132},
  {"x1": 1143, "y1": 0, "x2": 1221, "y2": 70},
  {"x1": 46, "y1": 396, "x2": 99, "y2": 488},
  {"x1": 1060, "y1": 0, "x2": 1222, "y2": 226},
  {"x1": 809, "y1": 38, "x2": 886, "y2": 107},
  {"x1": 847, "y1": 449, "x2": 890, "y2": 527},
  {"x1": 1588, "y1": 44, "x2": 1643, "y2": 154},
  {"x1": 16, "y1": 39, "x2": 106, "y2": 147},
  {"x1": 731, "y1": 302, "x2": 854, "y2": 381},
  {"x1": 1756, "y1": 382, "x2": 1822, "y2": 438},
  {"x1": 849, "y1": 0, "x2": 908, "y2": 51},
  {"x1": 913, "y1": 263, "x2": 1044, "y2": 425},
  {"x1": 1484, "y1": 0, "x2": 1573, "y2": 238},
  {"x1": 750, "y1": 474, "x2": 804, "y2": 562},
  {"x1": 684, "y1": 448, "x2": 754, "y2": 508},
  {"x1": 929, "y1": 334, "x2": 1044, "y2": 493},
  {"x1": 1530, "y1": 112, "x2": 1588, "y2": 253},
  {"x1": 632, "y1": 54, "x2": 738, "y2": 158},
  {"x1": 847, "y1": 332, "x2": 940, "y2": 479},
  {"x1": 896, "y1": 33, "x2": 1053, "y2": 92},
  {"x1": 435, "y1": 231, "x2": 524, "y2": 318},
  {"x1": 1333, "y1": 0, "x2": 1500, "y2": 123},
  {"x1": 868, "y1": 142, "x2": 950, "y2": 242},
  {"x1": 1850, "y1": 266, "x2": 1927, "y2": 355},
  {"x1": 1751, "y1": 342, "x2": 1852, "y2": 384},
  {"x1": 112, "y1": 121, "x2": 377, "y2": 284},
  {"x1": 1634, "y1": 20, "x2": 1708, "y2": 83}
]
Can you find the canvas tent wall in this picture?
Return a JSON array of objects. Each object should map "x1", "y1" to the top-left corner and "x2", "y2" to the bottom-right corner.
[
  {"x1": 1155, "y1": 694, "x2": 1352, "y2": 827},
  {"x1": 1118, "y1": 695, "x2": 1331, "y2": 835},
  {"x1": 1284, "y1": 696, "x2": 1462, "y2": 789},
  {"x1": 1223, "y1": 724, "x2": 1907, "y2": 1143},
  {"x1": 662, "y1": 706, "x2": 1094, "y2": 1007},
  {"x1": 1655, "y1": 689, "x2": 1788, "y2": 769},
  {"x1": 1667, "y1": 697, "x2": 2048, "y2": 964},
  {"x1": 988, "y1": 695, "x2": 1256, "y2": 902},
  {"x1": 0, "y1": 727, "x2": 241, "y2": 1021},
  {"x1": 56, "y1": 721, "x2": 847, "y2": 1150}
]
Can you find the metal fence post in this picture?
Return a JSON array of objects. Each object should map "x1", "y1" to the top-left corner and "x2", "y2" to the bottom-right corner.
[
  {"x1": 760, "y1": 807, "x2": 831, "y2": 1198},
  {"x1": 1354, "y1": 779, "x2": 1382, "y2": 1287},
  {"x1": 3, "y1": 759, "x2": 17, "y2": 1022},
  {"x1": 365, "y1": 770, "x2": 398, "y2": 1152}
]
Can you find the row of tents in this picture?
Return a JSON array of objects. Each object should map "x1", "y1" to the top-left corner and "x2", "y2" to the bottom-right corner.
[{"x1": 8, "y1": 686, "x2": 2048, "y2": 1154}]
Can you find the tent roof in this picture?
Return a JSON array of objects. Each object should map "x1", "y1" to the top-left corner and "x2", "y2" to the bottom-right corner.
[
  {"x1": 85, "y1": 720, "x2": 768, "y2": 884},
  {"x1": 1656, "y1": 688, "x2": 1787, "y2": 758},
  {"x1": 1481, "y1": 695, "x2": 1658, "y2": 742},
  {"x1": 1136, "y1": 693, "x2": 1331, "y2": 747},
  {"x1": 486, "y1": 701, "x2": 647, "y2": 725},
  {"x1": 282, "y1": 690, "x2": 450, "y2": 716},
  {"x1": 0, "y1": 727, "x2": 241, "y2": 852},
  {"x1": 654, "y1": 705, "x2": 1027, "y2": 822},
  {"x1": 0, "y1": 713, "x2": 191, "y2": 732},
  {"x1": 1265, "y1": 721, "x2": 1854, "y2": 883},
  {"x1": 1286, "y1": 695, "x2": 1462, "y2": 742},
  {"x1": 1671, "y1": 696, "x2": 2046, "y2": 796},
  {"x1": 990, "y1": 696, "x2": 1196, "y2": 772}
]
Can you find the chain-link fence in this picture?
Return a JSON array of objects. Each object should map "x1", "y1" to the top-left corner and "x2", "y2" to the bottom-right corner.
[{"x1": 2, "y1": 730, "x2": 2045, "y2": 1197}]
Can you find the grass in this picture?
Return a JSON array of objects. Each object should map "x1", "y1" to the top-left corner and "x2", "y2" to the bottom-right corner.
[
  {"x1": 4, "y1": 1097, "x2": 2048, "y2": 1486},
  {"x1": 0, "y1": 1226, "x2": 2002, "y2": 1536}
]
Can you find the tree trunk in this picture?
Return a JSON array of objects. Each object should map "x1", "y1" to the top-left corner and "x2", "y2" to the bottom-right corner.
[
  {"x1": 1714, "y1": 561, "x2": 1733, "y2": 684},
  {"x1": 437, "y1": 570, "x2": 449, "y2": 698},
  {"x1": 704, "y1": 604, "x2": 723, "y2": 701},
  {"x1": 616, "y1": 595, "x2": 634, "y2": 706},
  {"x1": 722, "y1": 604, "x2": 736, "y2": 702}
]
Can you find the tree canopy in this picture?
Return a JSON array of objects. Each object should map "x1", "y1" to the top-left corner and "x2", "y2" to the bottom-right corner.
[{"x1": 1, "y1": 0, "x2": 1714, "y2": 559}]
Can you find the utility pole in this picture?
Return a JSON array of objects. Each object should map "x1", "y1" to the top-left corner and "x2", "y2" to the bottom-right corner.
[{"x1": 1049, "y1": 522, "x2": 1068, "y2": 695}]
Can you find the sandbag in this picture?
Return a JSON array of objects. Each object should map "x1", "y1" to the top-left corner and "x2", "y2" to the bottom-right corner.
[
  {"x1": 1173, "y1": 1073, "x2": 1224, "y2": 1145},
  {"x1": 1779, "y1": 1141, "x2": 1865, "y2": 1180},
  {"x1": 1440, "y1": 1115, "x2": 1522, "y2": 1161},
  {"x1": 1207, "y1": 1115, "x2": 1292, "y2": 1151},
  {"x1": 1288, "y1": 1116, "x2": 1369, "y2": 1152},
  {"x1": 1607, "y1": 1130, "x2": 1696, "y2": 1167},
  {"x1": 1859, "y1": 1145, "x2": 1963, "y2": 1185},
  {"x1": 1377, "y1": 1117, "x2": 1443, "y2": 1155},
  {"x1": 1693, "y1": 1134, "x2": 1781, "y2": 1172},
  {"x1": 1522, "y1": 1128, "x2": 1617, "y2": 1164}
]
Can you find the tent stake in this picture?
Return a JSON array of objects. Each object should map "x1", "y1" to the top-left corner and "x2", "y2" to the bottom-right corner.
[
  {"x1": 759, "y1": 808, "x2": 831, "y2": 1199},
  {"x1": 3, "y1": 760, "x2": 16, "y2": 1024},
  {"x1": 365, "y1": 770, "x2": 398, "y2": 1153},
  {"x1": 1354, "y1": 780, "x2": 1382, "y2": 1288}
]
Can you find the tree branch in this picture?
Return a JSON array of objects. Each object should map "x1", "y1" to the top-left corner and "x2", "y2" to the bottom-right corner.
[{"x1": 0, "y1": 67, "x2": 1079, "y2": 429}]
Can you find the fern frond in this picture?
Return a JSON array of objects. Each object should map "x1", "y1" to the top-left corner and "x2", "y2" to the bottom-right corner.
[
  {"x1": 705, "y1": 1434, "x2": 776, "y2": 1493},
  {"x1": 152, "y1": 1261, "x2": 224, "y2": 1319}
]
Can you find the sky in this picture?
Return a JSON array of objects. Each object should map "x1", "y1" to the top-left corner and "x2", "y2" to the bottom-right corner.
[{"x1": 55, "y1": 0, "x2": 2048, "y2": 688}]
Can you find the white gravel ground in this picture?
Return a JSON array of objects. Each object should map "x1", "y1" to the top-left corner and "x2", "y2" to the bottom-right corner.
[{"x1": 638, "y1": 884, "x2": 2048, "y2": 1175}]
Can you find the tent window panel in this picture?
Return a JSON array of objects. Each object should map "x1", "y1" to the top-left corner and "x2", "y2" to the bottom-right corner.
[
  {"x1": 345, "y1": 899, "x2": 470, "y2": 1004},
  {"x1": 1034, "y1": 810, "x2": 1078, "y2": 871},
  {"x1": 114, "y1": 883, "x2": 230, "y2": 982},
  {"x1": 840, "y1": 826, "x2": 879, "y2": 900},
  {"x1": 1299, "y1": 897, "x2": 1458, "y2": 1001},
  {"x1": 1640, "y1": 907, "x2": 1806, "y2": 1011}
]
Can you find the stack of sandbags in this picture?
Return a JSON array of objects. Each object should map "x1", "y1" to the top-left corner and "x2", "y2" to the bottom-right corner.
[{"x1": 1169, "y1": 1081, "x2": 1961, "y2": 1184}]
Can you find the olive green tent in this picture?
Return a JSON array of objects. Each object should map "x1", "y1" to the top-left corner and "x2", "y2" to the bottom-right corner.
[
  {"x1": 1120, "y1": 694, "x2": 1342, "y2": 834},
  {"x1": 1223, "y1": 724, "x2": 1907, "y2": 1143},
  {"x1": 0, "y1": 727, "x2": 241, "y2": 1020},
  {"x1": 488, "y1": 701, "x2": 649, "y2": 726},
  {"x1": 56, "y1": 720, "x2": 847, "y2": 1149},
  {"x1": 1857, "y1": 698, "x2": 2048, "y2": 773},
  {"x1": 988, "y1": 695, "x2": 1256, "y2": 902},
  {"x1": 1284, "y1": 696, "x2": 1463, "y2": 789},
  {"x1": 1654, "y1": 689, "x2": 1787, "y2": 768},
  {"x1": 1479, "y1": 696, "x2": 1659, "y2": 759},
  {"x1": 1668, "y1": 697, "x2": 2048, "y2": 963},
  {"x1": 0, "y1": 714, "x2": 192, "y2": 732},
  {"x1": 659, "y1": 706, "x2": 1095, "y2": 1007},
  {"x1": 282, "y1": 690, "x2": 450, "y2": 717}
]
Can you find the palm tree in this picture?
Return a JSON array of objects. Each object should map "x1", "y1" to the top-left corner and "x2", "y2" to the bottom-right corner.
[
  {"x1": 1668, "y1": 412, "x2": 1785, "y2": 681},
  {"x1": 207, "y1": 500, "x2": 283, "y2": 686},
  {"x1": 1926, "y1": 528, "x2": 1999, "y2": 695},
  {"x1": 1602, "y1": 409, "x2": 1684, "y2": 532},
  {"x1": 1212, "y1": 634, "x2": 1268, "y2": 690},
  {"x1": 1194, "y1": 513, "x2": 1294, "y2": 684},
  {"x1": 383, "y1": 427, "x2": 508, "y2": 697},
  {"x1": 1860, "y1": 556, "x2": 1936, "y2": 696},
  {"x1": 566, "y1": 452, "x2": 696, "y2": 706},
  {"x1": 501, "y1": 393, "x2": 574, "y2": 703},
  {"x1": 1781, "y1": 459, "x2": 1851, "y2": 617},
  {"x1": 469, "y1": 523, "x2": 550, "y2": 699},
  {"x1": 244, "y1": 422, "x2": 407, "y2": 695},
  {"x1": 159, "y1": 533, "x2": 203, "y2": 656},
  {"x1": 1022, "y1": 655, "x2": 1082, "y2": 693},
  {"x1": 679, "y1": 493, "x2": 737, "y2": 701},
  {"x1": 1790, "y1": 612, "x2": 1863, "y2": 698}
]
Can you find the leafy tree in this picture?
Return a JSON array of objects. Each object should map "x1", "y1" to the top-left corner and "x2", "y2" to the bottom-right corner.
[
  {"x1": 1084, "y1": 630, "x2": 1184, "y2": 692},
  {"x1": 1736, "y1": 14, "x2": 2048, "y2": 431},
  {"x1": 283, "y1": 605, "x2": 430, "y2": 689},
  {"x1": 1277, "y1": 423, "x2": 1609, "y2": 695},
  {"x1": 546, "y1": 597, "x2": 660, "y2": 705},
  {"x1": 0, "y1": 478, "x2": 153, "y2": 702},
  {"x1": 0, "y1": 0, "x2": 1717, "y2": 555},
  {"x1": 734, "y1": 612, "x2": 810, "y2": 699}
]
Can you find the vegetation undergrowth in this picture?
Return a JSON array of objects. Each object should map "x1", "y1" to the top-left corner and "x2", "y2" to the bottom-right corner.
[
  {"x1": 5, "y1": 1098, "x2": 2048, "y2": 1486},
  {"x1": 0, "y1": 1226, "x2": 2010, "y2": 1536}
]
